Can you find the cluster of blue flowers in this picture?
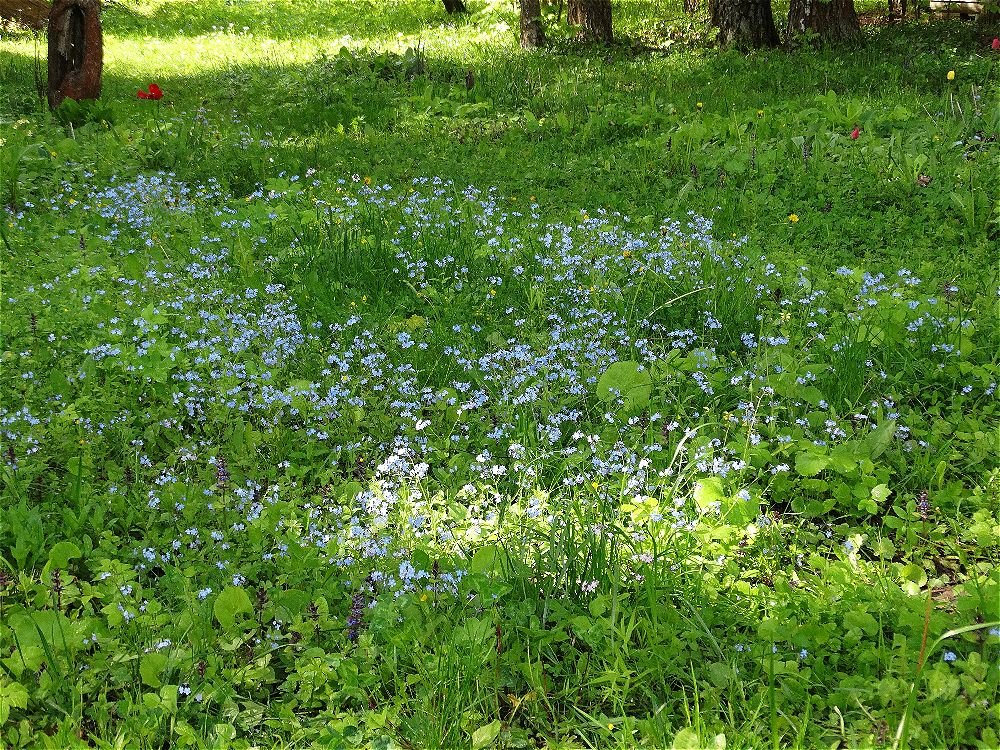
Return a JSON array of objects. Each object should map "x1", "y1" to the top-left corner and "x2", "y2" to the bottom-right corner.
[{"x1": 2, "y1": 170, "x2": 996, "y2": 610}]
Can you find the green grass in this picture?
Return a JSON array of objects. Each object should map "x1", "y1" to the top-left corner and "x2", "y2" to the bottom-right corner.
[{"x1": 1, "y1": 1, "x2": 999, "y2": 748}]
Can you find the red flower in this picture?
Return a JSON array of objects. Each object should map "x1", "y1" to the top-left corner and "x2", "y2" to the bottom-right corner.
[
  {"x1": 850, "y1": 126, "x2": 860, "y2": 140},
  {"x1": 137, "y1": 83, "x2": 163, "y2": 101},
  {"x1": 992, "y1": 38, "x2": 1000, "y2": 51}
]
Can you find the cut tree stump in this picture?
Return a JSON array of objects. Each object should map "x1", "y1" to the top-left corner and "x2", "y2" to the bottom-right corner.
[{"x1": 47, "y1": 0, "x2": 102, "y2": 108}]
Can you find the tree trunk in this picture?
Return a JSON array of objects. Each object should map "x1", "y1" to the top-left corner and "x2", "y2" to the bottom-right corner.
[
  {"x1": 568, "y1": 0, "x2": 582, "y2": 24},
  {"x1": 0, "y1": 0, "x2": 49, "y2": 29},
  {"x1": 714, "y1": 0, "x2": 779, "y2": 49},
  {"x1": 48, "y1": 0, "x2": 103, "y2": 108},
  {"x1": 568, "y1": 0, "x2": 612, "y2": 43},
  {"x1": 442, "y1": 0, "x2": 467, "y2": 13},
  {"x1": 520, "y1": 0, "x2": 546, "y2": 48},
  {"x1": 787, "y1": 0, "x2": 860, "y2": 44}
]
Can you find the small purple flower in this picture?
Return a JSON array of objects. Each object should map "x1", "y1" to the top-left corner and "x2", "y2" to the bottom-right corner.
[{"x1": 215, "y1": 455, "x2": 230, "y2": 488}]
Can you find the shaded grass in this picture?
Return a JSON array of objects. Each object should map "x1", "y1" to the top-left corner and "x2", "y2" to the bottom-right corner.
[{"x1": 2, "y1": 6, "x2": 996, "y2": 283}]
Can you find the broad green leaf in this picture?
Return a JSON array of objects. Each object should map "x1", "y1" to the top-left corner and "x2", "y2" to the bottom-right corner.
[
  {"x1": 871, "y1": 484, "x2": 891, "y2": 505},
  {"x1": 795, "y1": 452, "x2": 829, "y2": 477},
  {"x1": 47, "y1": 541, "x2": 81, "y2": 569},
  {"x1": 596, "y1": 360, "x2": 652, "y2": 409},
  {"x1": 140, "y1": 652, "x2": 168, "y2": 688},
  {"x1": 471, "y1": 720, "x2": 502, "y2": 750},
  {"x1": 671, "y1": 727, "x2": 702, "y2": 749},
  {"x1": 410, "y1": 549, "x2": 431, "y2": 573},
  {"x1": 213, "y1": 587, "x2": 254, "y2": 630},
  {"x1": 213, "y1": 724, "x2": 237, "y2": 742},
  {"x1": 899, "y1": 563, "x2": 927, "y2": 588},
  {"x1": 693, "y1": 477, "x2": 725, "y2": 509},
  {"x1": 469, "y1": 545, "x2": 503, "y2": 575},
  {"x1": 829, "y1": 442, "x2": 861, "y2": 474},
  {"x1": 11, "y1": 610, "x2": 80, "y2": 652},
  {"x1": 454, "y1": 618, "x2": 492, "y2": 650},
  {"x1": 843, "y1": 610, "x2": 878, "y2": 636},
  {"x1": 798, "y1": 385, "x2": 825, "y2": 406},
  {"x1": 707, "y1": 661, "x2": 733, "y2": 688},
  {"x1": 523, "y1": 109, "x2": 540, "y2": 133},
  {"x1": 589, "y1": 594, "x2": 610, "y2": 618},
  {"x1": 862, "y1": 420, "x2": 896, "y2": 460},
  {"x1": 159, "y1": 684, "x2": 179, "y2": 714},
  {"x1": 276, "y1": 589, "x2": 311, "y2": 618},
  {"x1": 404, "y1": 314, "x2": 426, "y2": 331},
  {"x1": 727, "y1": 494, "x2": 759, "y2": 526},
  {"x1": 0, "y1": 679, "x2": 29, "y2": 725}
]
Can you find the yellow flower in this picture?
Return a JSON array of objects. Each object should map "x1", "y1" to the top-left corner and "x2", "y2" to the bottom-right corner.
[
  {"x1": 756, "y1": 109, "x2": 764, "y2": 118},
  {"x1": 947, "y1": 70, "x2": 955, "y2": 81},
  {"x1": 788, "y1": 213, "x2": 799, "y2": 223},
  {"x1": 696, "y1": 102, "x2": 703, "y2": 110}
]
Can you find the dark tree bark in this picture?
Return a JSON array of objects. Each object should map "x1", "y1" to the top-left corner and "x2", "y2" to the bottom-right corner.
[
  {"x1": 787, "y1": 0, "x2": 860, "y2": 44},
  {"x1": 568, "y1": 0, "x2": 582, "y2": 24},
  {"x1": 48, "y1": 0, "x2": 103, "y2": 108},
  {"x1": 442, "y1": 0, "x2": 467, "y2": 13},
  {"x1": 567, "y1": 0, "x2": 612, "y2": 43},
  {"x1": 520, "y1": 0, "x2": 546, "y2": 48},
  {"x1": 0, "y1": 0, "x2": 49, "y2": 30},
  {"x1": 713, "y1": 0, "x2": 779, "y2": 48}
]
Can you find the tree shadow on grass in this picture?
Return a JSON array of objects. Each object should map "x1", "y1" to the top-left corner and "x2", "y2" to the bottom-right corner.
[{"x1": 1, "y1": 8, "x2": 996, "y2": 270}]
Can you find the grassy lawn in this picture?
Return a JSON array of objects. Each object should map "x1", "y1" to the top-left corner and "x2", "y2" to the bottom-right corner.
[{"x1": 1, "y1": 2, "x2": 998, "y2": 747}]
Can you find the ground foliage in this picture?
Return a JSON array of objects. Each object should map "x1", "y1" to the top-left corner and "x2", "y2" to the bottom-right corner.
[{"x1": 1, "y1": 1, "x2": 999, "y2": 748}]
